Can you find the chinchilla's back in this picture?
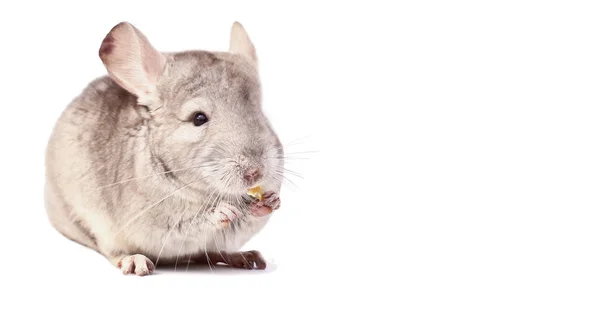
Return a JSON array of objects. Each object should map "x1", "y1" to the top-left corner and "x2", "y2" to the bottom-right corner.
[{"x1": 44, "y1": 76, "x2": 142, "y2": 250}]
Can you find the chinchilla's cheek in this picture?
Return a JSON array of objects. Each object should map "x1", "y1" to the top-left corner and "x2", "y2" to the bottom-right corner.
[{"x1": 169, "y1": 125, "x2": 207, "y2": 144}]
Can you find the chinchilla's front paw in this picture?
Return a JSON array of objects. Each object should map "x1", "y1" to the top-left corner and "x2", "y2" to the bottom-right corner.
[
  {"x1": 249, "y1": 191, "x2": 280, "y2": 217},
  {"x1": 209, "y1": 202, "x2": 242, "y2": 228}
]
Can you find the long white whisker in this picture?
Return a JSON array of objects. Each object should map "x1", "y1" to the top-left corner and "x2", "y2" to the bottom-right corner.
[
  {"x1": 282, "y1": 135, "x2": 312, "y2": 147},
  {"x1": 213, "y1": 173, "x2": 236, "y2": 266},
  {"x1": 267, "y1": 156, "x2": 311, "y2": 160},
  {"x1": 280, "y1": 168, "x2": 304, "y2": 179},
  {"x1": 273, "y1": 169, "x2": 300, "y2": 189},
  {"x1": 208, "y1": 174, "x2": 234, "y2": 271},
  {"x1": 175, "y1": 152, "x2": 224, "y2": 271},
  {"x1": 174, "y1": 186, "x2": 219, "y2": 271},
  {"x1": 219, "y1": 176, "x2": 253, "y2": 269},
  {"x1": 203, "y1": 229, "x2": 213, "y2": 273},
  {"x1": 283, "y1": 150, "x2": 320, "y2": 155},
  {"x1": 189, "y1": 188, "x2": 225, "y2": 272}
]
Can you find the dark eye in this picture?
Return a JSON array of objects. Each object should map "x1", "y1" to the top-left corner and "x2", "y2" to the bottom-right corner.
[{"x1": 193, "y1": 112, "x2": 208, "y2": 126}]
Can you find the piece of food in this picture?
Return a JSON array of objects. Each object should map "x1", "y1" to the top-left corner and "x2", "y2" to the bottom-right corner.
[{"x1": 247, "y1": 186, "x2": 264, "y2": 201}]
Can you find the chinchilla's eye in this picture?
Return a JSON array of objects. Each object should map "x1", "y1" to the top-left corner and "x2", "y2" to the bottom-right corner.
[{"x1": 193, "y1": 112, "x2": 208, "y2": 126}]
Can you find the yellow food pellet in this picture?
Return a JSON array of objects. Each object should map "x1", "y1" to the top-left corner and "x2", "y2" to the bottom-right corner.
[{"x1": 247, "y1": 186, "x2": 264, "y2": 200}]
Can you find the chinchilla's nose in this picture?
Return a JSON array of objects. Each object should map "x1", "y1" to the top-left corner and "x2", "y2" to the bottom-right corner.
[{"x1": 243, "y1": 168, "x2": 263, "y2": 185}]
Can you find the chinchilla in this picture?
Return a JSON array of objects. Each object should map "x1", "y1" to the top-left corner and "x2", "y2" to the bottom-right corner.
[{"x1": 44, "y1": 21, "x2": 283, "y2": 275}]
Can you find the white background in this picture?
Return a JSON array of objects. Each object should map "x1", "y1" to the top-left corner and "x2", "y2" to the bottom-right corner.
[{"x1": 0, "y1": 1, "x2": 599, "y2": 313}]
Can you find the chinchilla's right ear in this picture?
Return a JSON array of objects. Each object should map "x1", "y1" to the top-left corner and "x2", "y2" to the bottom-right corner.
[{"x1": 99, "y1": 22, "x2": 166, "y2": 106}]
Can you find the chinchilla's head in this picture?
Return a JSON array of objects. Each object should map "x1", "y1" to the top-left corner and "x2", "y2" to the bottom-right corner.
[{"x1": 99, "y1": 21, "x2": 283, "y2": 195}]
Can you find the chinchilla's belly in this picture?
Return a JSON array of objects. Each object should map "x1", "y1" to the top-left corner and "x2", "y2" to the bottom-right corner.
[{"x1": 121, "y1": 211, "x2": 252, "y2": 260}]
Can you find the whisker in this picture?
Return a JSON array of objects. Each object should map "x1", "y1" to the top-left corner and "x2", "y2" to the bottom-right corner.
[
  {"x1": 199, "y1": 186, "x2": 230, "y2": 272},
  {"x1": 175, "y1": 171, "x2": 227, "y2": 271},
  {"x1": 281, "y1": 168, "x2": 304, "y2": 179},
  {"x1": 274, "y1": 172, "x2": 300, "y2": 191},
  {"x1": 282, "y1": 135, "x2": 312, "y2": 147},
  {"x1": 267, "y1": 156, "x2": 311, "y2": 160},
  {"x1": 212, "y1": 176, "x2": 235, "y2": 269},
  {"x1": 283, "y1": 151, "x2": 320, "y2": 155},
  {"x1": 200, "y1": 191, "x2": 220, "y2": 274},
  {"x1": 203, "y1": 234, "x2": 213, "y2": 272},
  {"x1": 175, "y1": 187, "x2": 219, "y2": 271},
  {"x1": 221, "y1": 177, "x2": 254, "y2": 269},
  {"x1": 189, "y1": 185, "x2": 227, "y2": 272}
]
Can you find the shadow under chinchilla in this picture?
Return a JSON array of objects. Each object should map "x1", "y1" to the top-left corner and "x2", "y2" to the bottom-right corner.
[{"x1": 151, "y1": 260, "x2": 279, "y2": 276}]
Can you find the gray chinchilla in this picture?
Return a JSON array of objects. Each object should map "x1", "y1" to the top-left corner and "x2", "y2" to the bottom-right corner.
[{"x1": 44, "y1": 21, "x2": 283, "y2": 275}]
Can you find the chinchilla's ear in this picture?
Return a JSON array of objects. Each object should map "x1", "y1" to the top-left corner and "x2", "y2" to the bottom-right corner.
[
  {"x1": 99, "y1": 22, "x2": 166, "y2": 105},
  {"x1": 229, "y1": 21, "x2": 257, "y2": 66}
]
